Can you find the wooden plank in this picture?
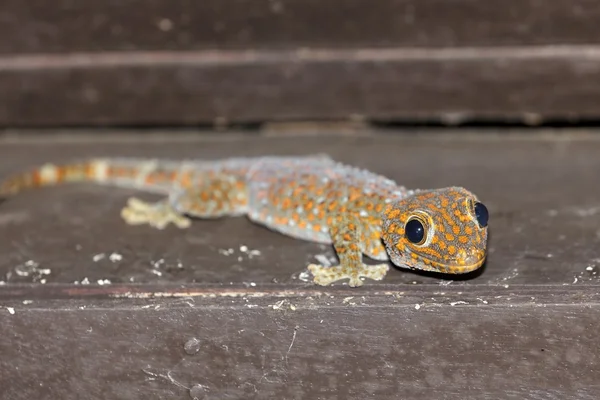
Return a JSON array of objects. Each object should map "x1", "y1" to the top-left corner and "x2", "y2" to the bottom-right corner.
[
  {"x1": 1, "y1": 47, "x2": 600, "y2": 126},
  {"x1": 1, "y1": 131, "x2": 599, "y2": 286},
  {"x1": 1, "y1": 0, "x2": 600, "y2": 53},
  {"x1": 1, "y1": 285, "x2": 599, "y2": 399},
  {"x1": 1, "y1": 130, "x2": 600, "y2": 398}
]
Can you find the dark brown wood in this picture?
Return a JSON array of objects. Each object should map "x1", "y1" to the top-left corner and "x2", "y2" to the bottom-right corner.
[
  {"x1": 2, "y1": 0, "x2": 600, "y2": 53},
  {"x1": 1, "y1": 130, "x2": 600, "y2": 286},
  {"x1": 1, "y1": 130, "x2": 600, "y2": 398},
  {"x1": 2, "y1": 47, "x2": 600, "y2": 126},
  {"x1": 1, "y1": 285, "x2": 599, "y2": 400}
]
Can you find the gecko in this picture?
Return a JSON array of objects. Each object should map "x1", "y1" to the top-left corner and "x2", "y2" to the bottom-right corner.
[{"x1": 0, "y1": 155, "x2": 489, "y2": 287}]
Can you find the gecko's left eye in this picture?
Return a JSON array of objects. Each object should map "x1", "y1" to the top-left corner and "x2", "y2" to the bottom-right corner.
[
  {"x1": 474, "y1": 202, "x2": 489, "y2": 228},
  {"x1": 405, "y1": 217, "x2": 426, "y2": 245}
]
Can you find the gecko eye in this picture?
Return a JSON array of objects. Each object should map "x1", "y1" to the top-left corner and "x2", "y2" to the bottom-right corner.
[
  {"x1": 474, "y1": 202, "x2": 489, "y2": 228},
  {"x1": 405, "y1": 218, "x2": 426, "y2": 245}
]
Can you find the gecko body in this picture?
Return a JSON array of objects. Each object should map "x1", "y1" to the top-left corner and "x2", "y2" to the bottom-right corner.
[{"x1": 0, "y1": 155, "x2": 489, "y2": 286}]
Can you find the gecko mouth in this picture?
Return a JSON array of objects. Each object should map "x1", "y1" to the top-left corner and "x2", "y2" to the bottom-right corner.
[
  {"x1": 412, "y1": 253, "x2": 487, "y2": 274},
  {"x1": 439, "y1": 256, "x2": 486, "y2": 274}
]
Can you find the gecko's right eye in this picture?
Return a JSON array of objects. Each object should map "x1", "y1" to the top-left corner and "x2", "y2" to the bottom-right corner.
[
  {"x1": 405, "y1": 218, "x2": 426, "y2": 245},
  {"x1": 474, "y1": 202, "x2": 489, "y2": 228}
]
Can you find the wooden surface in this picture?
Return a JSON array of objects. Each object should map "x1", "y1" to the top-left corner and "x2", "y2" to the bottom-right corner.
[
  {"x1": 2, "y1": 1, "x2": 600, "y2": 125},
  {"x1": 4, "y1": 47, "x2": 600, "y2": 126},
  {"x1": 2, "y1": 0, "x2": 600, "y2": 52},
  {"x1": 0, "y1": 129, "x2": 599, "y2": 399}
]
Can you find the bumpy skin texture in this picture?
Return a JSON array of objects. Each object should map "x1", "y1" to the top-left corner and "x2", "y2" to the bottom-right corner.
[{"x1": 0, "y1": 155, "x2": 489, "y2": 287}]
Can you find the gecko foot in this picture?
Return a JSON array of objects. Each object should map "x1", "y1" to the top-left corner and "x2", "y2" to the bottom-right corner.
[
  {"x1": 120, "y1": 197, "x2": 191, "y2": 229},
  {"x1": 307, "y1": 263, "x2": 389, "y2": 287}
]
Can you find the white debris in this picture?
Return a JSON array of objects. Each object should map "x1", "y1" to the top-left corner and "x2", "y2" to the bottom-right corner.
[
  {"x1": 15, "y1": 260, "x2": 40, "y2": 276},
  {"x1": 218, "y1": 248, "x2": 235, "y2": 256},
  {"x1": 109, "y1": 253, "x2": 123, "y2": 262},
  {"x1": 298, "y1": 271, "x2": 311, "y2": 282}
]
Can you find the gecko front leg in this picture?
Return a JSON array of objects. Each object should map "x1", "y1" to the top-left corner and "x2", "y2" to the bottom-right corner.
[{"x1": 308, "y1": 214, "x2": 389, "y2": 287}]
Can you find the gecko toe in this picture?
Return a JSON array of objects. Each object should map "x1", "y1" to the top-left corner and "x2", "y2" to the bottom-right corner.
[
  {"x1": 307, "y1": 263, "x2": 390, "y2": 287},
  {"x1": 121, "y1": 197, "x2": 191, "y2": 229}
]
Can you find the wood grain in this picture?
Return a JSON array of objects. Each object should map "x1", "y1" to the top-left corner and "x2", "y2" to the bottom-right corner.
[
  {"x1": 1, "y1": 0, "x2": 600, "y2": 53},
  {"x1": 2, "y1": 47, "x2": 600, "y2": 126}
]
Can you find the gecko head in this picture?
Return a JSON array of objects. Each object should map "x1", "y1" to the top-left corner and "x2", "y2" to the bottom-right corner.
[{"x1": 381, "y1": 187, "x2": 488, "y2": 274}]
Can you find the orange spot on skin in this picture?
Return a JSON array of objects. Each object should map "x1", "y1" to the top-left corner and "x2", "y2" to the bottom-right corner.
[
  {"x1": 448, "y1": 245, "x2": 456, "y2": 255},
  {"x1": 31, "y1": 170, "x2": 45, "y2": 186},
  {"x1": 459, "y1": 235, "x2": 469, "y2": 244},
  {"x1": 56, "y1": 166, "x2": 67, "y2": 182},
  {"x1": 427, "y1": 203, "x2": 440, "y2": 212},
  {"x1": 452, "y1": 225, "x2": 461, "y2": 235},
  {"x1": 85, "y1": 163, "x2": 94, "y2": 178},
  {"x1": 445, "y1": 233, "x2": 455, "y2": 241},
  {"x1": 386, "y1": 208, "x2": 400, "y2": 219},
  {"x1": 179, "y1": 172, "x2": 192, "y2": 188}
]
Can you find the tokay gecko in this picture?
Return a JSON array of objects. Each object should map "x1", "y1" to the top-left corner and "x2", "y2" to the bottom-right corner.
[{"x1": 0, "y1": 155, "x2": 489, "y2": 286}]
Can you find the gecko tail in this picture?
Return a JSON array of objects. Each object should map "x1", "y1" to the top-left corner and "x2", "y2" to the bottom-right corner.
[{"x1": 0, "y1": 158, "x2": 117, "y2": 197}]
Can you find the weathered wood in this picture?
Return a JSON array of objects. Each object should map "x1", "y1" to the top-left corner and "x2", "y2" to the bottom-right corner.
[
  {"x1": 1, "y1": 130, "x2": 599, "y2": 398},
  {"x1": 2, "y1": 47, "x2": 600, "y2": 126},
  {"x1": 1, "y1": 0, "x2": 600, "y2": 53},
  {"x1": 1, "y1": 130, "x2": 599, "y2": 287},
  {"x1": 1, "y1": 285, "x2": 599, "y2": 400}
]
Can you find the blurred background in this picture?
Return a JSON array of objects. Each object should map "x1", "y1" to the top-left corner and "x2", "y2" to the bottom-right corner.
[{"x1": 2, "y1": 0, "x2": 599, "y2": 128}]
